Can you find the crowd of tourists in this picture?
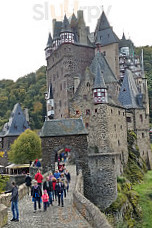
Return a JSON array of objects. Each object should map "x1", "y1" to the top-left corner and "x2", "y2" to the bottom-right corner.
[
  {"x1": 4, "y1": 161, "x2": 71, "y2": 222},
  {"x1": 30, "y1": 166, "x2": 71, "y2": 212}
]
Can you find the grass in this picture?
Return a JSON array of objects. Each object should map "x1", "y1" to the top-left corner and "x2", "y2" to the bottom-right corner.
[{"x1": 133, "y1": 171, "x2": 152, "y2": 228}]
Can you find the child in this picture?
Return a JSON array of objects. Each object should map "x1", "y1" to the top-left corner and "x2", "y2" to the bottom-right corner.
[{"x1": 42, "y1": 190, "x2": 49, "y2": 211}]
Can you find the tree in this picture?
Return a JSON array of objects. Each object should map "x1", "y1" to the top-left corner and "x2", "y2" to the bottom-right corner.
[{"x1": 8, "y1": 129, "x2": 42, "y2": 164}]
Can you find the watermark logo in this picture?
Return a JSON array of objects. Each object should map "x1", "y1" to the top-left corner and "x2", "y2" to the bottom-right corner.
[{"x1": 33, "y1": 0, "x2": 112, "y2": 23}]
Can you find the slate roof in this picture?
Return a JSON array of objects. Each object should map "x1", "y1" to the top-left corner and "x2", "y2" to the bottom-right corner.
[
  {"x1": 46, "y1": 33, "x2": 53, "y2": 48},
  {"x1": 119, "y1": 32, "x2": 134, "y2": 49},
  {"x1": 53, "y1": 21, "x2": 62, "y2": 39},
  {"x1": 90, "y1": 52, "x2": 117, "y2": 84},
  {"x1": 93, "y1": 64, "x2": 106, "y2": 89},
  {"x1": 61, "y1": 14, "x2": 71, "y2": 32},
  {"x1": 118, "y1": 69, "x2": 139, "y2": 109},
  {"x1": 40, "y1": 119, "x2": 87, "y2": 137},
  {"x1": 95, "y1": 11, "x2": 119, "y2": 46},
  {"x1": 96, "y1": 11, "x2": 110, "y2": 31},
  {"x1": 0, "y1": 103, "x2": 29, "y2": 137}
]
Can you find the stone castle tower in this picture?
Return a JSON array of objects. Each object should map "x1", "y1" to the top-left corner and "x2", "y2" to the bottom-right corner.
[{"x1": 44, "y1": 10, "x2": 151, "y2": 209}]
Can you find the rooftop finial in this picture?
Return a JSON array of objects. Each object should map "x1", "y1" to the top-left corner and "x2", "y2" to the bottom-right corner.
[{"x1": 102, "y1": 5, "x2": 104, "y2": 12}]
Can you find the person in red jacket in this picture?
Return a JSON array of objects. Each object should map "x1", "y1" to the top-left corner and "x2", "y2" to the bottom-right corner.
[
  {"x1": 34, "y1": 170, "x2": 43, "y2": 188},
  {"x1": 52, "y1": 177, "x2": 57, "y2": 201}
]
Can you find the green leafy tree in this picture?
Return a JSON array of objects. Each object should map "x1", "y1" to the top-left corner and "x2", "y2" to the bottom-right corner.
[{"x1": 8, "y1": 129, "x2": 42, "y2": 164}]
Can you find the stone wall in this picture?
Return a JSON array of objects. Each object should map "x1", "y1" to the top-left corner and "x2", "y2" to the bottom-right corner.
[
  {"x1": 0, "y1": 204, "x2": 7, "y2": 228},
  {"x1": 127, "y1": 109, "x2": 152, "y2": 168},
  {"x1": 84, "y1": 153, "x2": 118, "y2": 210},
  {"x1": 73, "y1": 170, "x2": 112, "y2": 228},
  {"x1": 47, "y1": 43, "x2": 94, "y2": 119},
  {"x1": 100, "y1": 43, "x2": 119, "y2": 79}
]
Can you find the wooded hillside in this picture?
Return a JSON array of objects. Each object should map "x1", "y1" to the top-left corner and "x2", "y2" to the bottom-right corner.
[{"x1": 0, "y1": 66, "x2": 46, "y2": 130}]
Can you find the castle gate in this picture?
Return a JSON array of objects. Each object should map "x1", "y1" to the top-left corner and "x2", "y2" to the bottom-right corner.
[{"x1": 40, "y1": 119, "x2": 88, "y2": 174}]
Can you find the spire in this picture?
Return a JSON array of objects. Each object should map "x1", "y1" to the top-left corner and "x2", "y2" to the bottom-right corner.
[
  {"x1": 95, "y1": 11, "x2": 119, "y2": 46},
  {"x1": 46, "y1": 33, "x2": 53, "y2": 48},
  {"x1": 93, "y1": 64, "x2": 106, "y2": 89},
  {"x1": 122, "y1": 32, "x2": 126, "y2": 40},
  {"x1": 70, "y1": 13, "x2": 77, "y2": 28},
  {"x1": 96, "y1": 11, "x2": 111, "y2": 31},
  {"x1": 61, "y1": 14, "x2": 71, "y2": 32}
]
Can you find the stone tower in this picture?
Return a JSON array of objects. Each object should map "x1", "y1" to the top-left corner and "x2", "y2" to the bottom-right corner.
[
  {"x1": 45, "y1": 11, "x2": 95, "y2": 119},
  {"x1": 94, "y1": 11, "x2": 120, "y2": 78}
]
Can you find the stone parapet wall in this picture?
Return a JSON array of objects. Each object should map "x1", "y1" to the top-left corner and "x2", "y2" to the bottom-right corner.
[
  {"x1": 0, "y1": 204, "x2": 7, "y2": 228},
  {"x1": 73, "y1": 171, "x2": 112, "y2": 228}
]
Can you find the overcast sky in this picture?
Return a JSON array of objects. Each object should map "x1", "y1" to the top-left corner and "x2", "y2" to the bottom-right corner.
[{"x1": 0, "y1": 0, "x2": 152, "y2": 81}]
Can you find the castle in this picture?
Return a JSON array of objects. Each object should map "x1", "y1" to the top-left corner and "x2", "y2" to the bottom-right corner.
[
  {"x1": 44, "y1": 10, "x2": 151, "y2": 172},
  {"x1": 41, "y1": 10, "x2": 152, "y2": 209}
]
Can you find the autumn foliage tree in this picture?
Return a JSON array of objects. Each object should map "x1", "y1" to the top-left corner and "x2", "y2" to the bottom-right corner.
[{"x1": 8, "y1": 129, "x2": 42, "y2": 164}]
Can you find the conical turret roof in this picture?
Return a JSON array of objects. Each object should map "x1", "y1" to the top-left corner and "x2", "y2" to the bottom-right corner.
[
  {"x1": 118, "y1": 69, "x2": 139, "y2": 108},
  {"x1": 96, "y1": 11, "x2": 111, "y2": 31},
  {"x1": 93, "y1": 64, "x2": 107, "y2": 89},
  {"x1": 46, "y1": 33, "x2": 53, "y2": 48},
  {"x1": 61, "y1": 14, "x2": 71, "y2": 32}
]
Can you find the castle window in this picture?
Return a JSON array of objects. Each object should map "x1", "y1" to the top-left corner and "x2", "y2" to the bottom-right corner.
[
  {"x1": 86, "y1": 109, "x2": 90, "y2": 115},
  {"x1": 87, "y1": 82, "x2": 90, "y2": 87},
  {"x1": 142, "y1": 133, "x2": 145, "y2": 138},
  {"x1": 76, "y1": 110, "x2": 80, "y2": 115},
  {"x1": 114, "y1": 124, "x2": 116, "y2": 131},
  {"x1": 95, "y1": 109, "x2": 98, "y2": 113},
  {"x1": 126, "y1": 117, "x2": 131, "y2": 122},
  {"x1": 53, "y1": 75, "x2": 55, "y2": 81},
  {"x1": 54, "y1": 103, "x2": 56, "y2": 109},
  {"x1": 111, "y1": 109, "x2": 113, "y2": 114},
  {"x1": 118, "y1": 140, "x2": 120, "y2": 146},
  {"x1": 59, "y1": 100, "x2": 62, "y2": 107},
  {"x1": 118, "y1": 111, "x2": 120, "y2": 115},
  {"x1": 103, "y1": 51, "x2": 106, "y2": 56},
  {"x1": 120, "y1": 125, "x2": 122, "y2": 130},
  {"x1": 123, "y1": 112, "x2": 125, "y2": 116},
  {"x1": 85, "y1": 123, "x2": 89, "y2": 128},
  {"x1": 140, "y1": 114, "x2": 143, "y2": 122},
  {"x1": 60, "y1": 83, "x2": 62, "y2": 91},
  {"x1": 108, "y1": 34, "x2": 110, "y2": 38}
]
